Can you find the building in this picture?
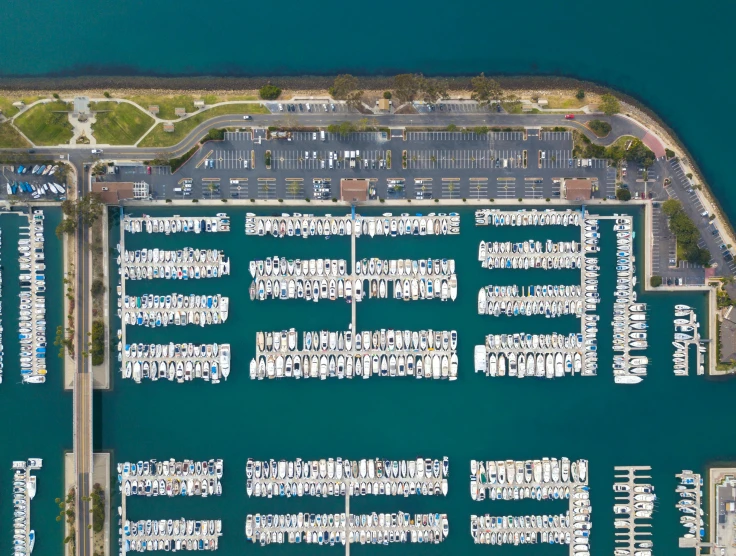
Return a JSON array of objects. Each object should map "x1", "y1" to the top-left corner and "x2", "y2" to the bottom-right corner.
[
  {"x1": 562, "y1": 178, "x2": 593, "y2": 201},
  {"x1": 340, "y1": 179, "x2": 369, "y2": 202},
  {"x1": 377, "y1": 98, "x2": 391, "y2": 112},
  {"x1": 91, "y1": 181, "x2": 150, "y2": 204},
  {"x1": 194, "y1": 100, "x2": 205, "y2": 109},
  {"x1": 163, "y1": 123, "x2": 175, "y2": 133},
  {"x1": 537, "y1": 98, "x2": 548, "y2": 107},
  {"x1": 174, "y1": 107, "x2": 186, "y2": 117},
  {"x1": 148, "y1": 105, "x2": 159, "y2": 115}
]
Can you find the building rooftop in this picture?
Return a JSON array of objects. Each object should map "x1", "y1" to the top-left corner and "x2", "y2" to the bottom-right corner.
[
  {"x1": 340, "y1": 178, "x2": 369, "y2": 202},
  {"x1": 563, "y1": 178, "x2": 593, "y2": 201}
]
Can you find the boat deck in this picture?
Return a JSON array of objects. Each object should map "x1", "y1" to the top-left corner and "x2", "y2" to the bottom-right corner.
[
  {"x1": 122, "y1": 214, "x2": 231, "y2": 234},
  {"x1": 675, "y1": 470, "x2": 705, "y2": 551},
  {"x1": 674, "y1": 309, "x2": 705, "y2": 376}
]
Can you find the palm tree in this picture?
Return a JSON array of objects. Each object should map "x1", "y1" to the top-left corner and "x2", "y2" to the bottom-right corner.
[
  {"x1": 287, "y1": 181, "x2": 300, "y2": 198},
  {"x1": 447, "y1": 182, "x2": 456, "y2": 198}
]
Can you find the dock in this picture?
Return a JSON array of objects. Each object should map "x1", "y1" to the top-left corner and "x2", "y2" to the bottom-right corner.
[
  {"x1": 122, "y1": 214, "x2": 231, "y2": 234},
  {"x1": 251, "y1": 328, "x2": 457, "y2": 379},
  {"x1": 246, "y1": 457, "x2": 448, "y2": 498},
  {"x1": 11, "y1": 458, "x2": 42, "y2": 556},
  {"x1": 613, "y1": 466, "x2": 654, "y2": 555},
  {"x1": 674, "y1": 306, "x2": 706, "y2": 376},
  {"x1": 18, "y1": 210, "x2": 47, "y2": 384},
  {"x1": 121, "y1": 343, "x2": 230, "y2": 383},
  {"x1": 117, "y1": 459, "x2": 223, "y2": 554},
  {"x1": 469, "y1": 457, "x2": 590, "y2": 554},
  {"x1": 120, "y1": 248, "x2": 230, "y2": 281},
  {"x1": 675, "y1": 470, "x2": 705, "y2": 552},
  {"x1": 245, "y1": 512, "x2": 448, "y2": 545},
  {"x1": 474, "y1": 208, "x2": 582, "y2": 227},
  {"x1": 245, "y1": 212, "x2": 460, "y2": 238}
]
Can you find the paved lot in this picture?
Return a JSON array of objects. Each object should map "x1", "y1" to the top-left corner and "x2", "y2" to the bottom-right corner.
[{"x1": 94, "y1": 131, "x2": 609, "y2": 202}]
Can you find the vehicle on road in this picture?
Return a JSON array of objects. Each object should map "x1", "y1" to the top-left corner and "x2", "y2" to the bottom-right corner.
[
  {"x1": 243, "y1": 115, "x2": 252, "y2": 120},
  {"x1": 91, "y1": 149, "x2": 103, "y2": 154},
  {"x1": 565, "y1": 114, "x2": 575, "y2": 120}
]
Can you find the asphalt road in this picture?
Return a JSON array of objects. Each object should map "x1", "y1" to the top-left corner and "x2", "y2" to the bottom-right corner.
[{"x1": 74, "y1": 163, "x2": 92, "y2": 556}]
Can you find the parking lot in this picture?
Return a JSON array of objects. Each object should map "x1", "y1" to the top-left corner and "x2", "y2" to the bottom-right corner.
[
  {"x1": 264, "y1": 101, "x2": 351, "y2": 114},
  {"x1": 95, "y1": 130, "x2": 610, "y2": 203}
]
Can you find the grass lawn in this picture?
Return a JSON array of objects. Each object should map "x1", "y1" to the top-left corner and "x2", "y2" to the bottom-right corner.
[
  {"x1": 14, "y1": 101, "x2": 74, "y2": 145},
  {"x1": 0, "y1": 97, "x2": 21, "y2": 118},
  {"x1": 546, "y1": 95, "x2": 593, "y2": 109},
  {"x1": 90, "y1": 102, "x2": 154, "y2": 145},
  {"x1": 127, "y1": 95, "x2": 198, "y2": 120},
  {"x1": 0, "y1": 123, "x2": 30, "y2": 148},
  {"x1": 139, "y1": 104, "x2": 269, "y2": 148},
  {"x1": 501, "y1": 101, "x2": 523, "y2": 114}
]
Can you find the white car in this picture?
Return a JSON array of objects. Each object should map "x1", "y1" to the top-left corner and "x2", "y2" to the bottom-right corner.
[
  {"x1": 91, "y1": 149, "x2": 103, "y2": 154},
  {"x1": 243, "y1": 115, "x2": 252, "y2": 120}
]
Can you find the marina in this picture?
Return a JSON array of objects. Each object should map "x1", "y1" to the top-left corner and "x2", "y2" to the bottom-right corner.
[
  {"x1": 610, "y1": 215, "x2": 649, "y2": 384},
  {"x1": 245, "y1": 212, "x2": 460, "y2": 238},
  {"x1": 245, "y1": 457, "x2": 449, "y2": 498},
  {"x1": 11, "y1": 458, "x2": 42, "y2": 556},
  {"x1": 673, "y1": 305, "x2": 706, "y2": 376},
  {"x1": 120, "y1": 294, "x2": 229, "y2": 327},
  {"x1": 118, "y1": 459, "x2": 224, "y2": 554},
  {"x1": 119, "y1": 248, "x2": 231, "y2": 280},
  {"x1": 475, "y1": 208, "x2": 583, "y2": 227},
  {"x1": 613, "y1": 465, "x2": 655, "y2": 556},
  {"x1": 122, "y1": 214, "x2": 231, "y2": 234},
  {"x1": 245, "y1": 511, "x2": 449, "y2": 545},
  {"x1": 469, "y1": 457, "x2": 590, "y2": 553},
  {"x1": 675, "y1": 470, "x2": 705, "y2": 551},
  {"x1": 251, "y1": 327, "x2": 458, "y2": 379},
  {"x1": 18, "y1": 210, "x2": 46, "y2": 384},
  {"x1": 120, "y1": 342, "x2": 230, "y2": 383}
]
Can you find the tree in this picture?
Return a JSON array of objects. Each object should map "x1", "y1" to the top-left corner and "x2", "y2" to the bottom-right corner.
[
  {"x1": 56, "y1": 218, "x2": 77, "y2": 239},
  {"x1": 418, "y1": 76, "x2": 448, "y2": 103},
  {"x1": 588, "y1": 120, "x2": 612, "y2": 137},
  {"x1": 470, "y1": 73, "x2": 502, "y2": 105},
  {"x1": 258, "y1": 85, "x2": 281, "y2": 100},
  {"x1": 650, "y1": 276, "x2": 662, "y2": 287},
  {"x1": 393, "y1": 74, "x2": 420, "y2": 103},
  {"x1": 345, "y1": 90, "x2": 364, "y2": 111},
  {"x1": 383, "y1": 91, "x2": 392, "y2": 99},
  {"x1": 616, "y1": 188, "x2": 632, "y2": 201},
  {"x1": 576, "y1": 89, "x2": 585, "y2": 100},
  {"x1": 287, "y1": 181, "x2": 300, "y2": 197},
  {"x1": 600, "y1": 93, "x2": 620, "y2": 116},
  {"x1": 625, "y1": 138, "x2": 655, "y2": 167},
  {"x1": 665, "y1": 148, "x2": 675, "y2": 159},
  {"x1": 329, "y1": 74, "x2": 358, "y2": 99}
]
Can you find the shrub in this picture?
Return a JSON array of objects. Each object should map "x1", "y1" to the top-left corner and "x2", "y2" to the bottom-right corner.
[
  {"x1": 90, "y1": 320, "x2": 105, "y2": 366},
  {"x1": 221, "y1": 199, "x2": 227, "y2": 202},
  {"x1": 103, "y1": 91, "x2": 111, "y2": 98},
  {"x1": 462, "y1": 198, "x2": 467, "y2": 202},
  {"x1": 446, "y1": 124, "x2": 458, "y2": 132},
  {"x1": 576, "y1": 89, "x2": 585, "y2": 100},
  {"x1": 305, "y1": 198, "x2": 311, "y2": 202},
  {"x1": 665, "y1": 148, "x2": 675, "y2": 159},
  {"x1": 259, "y1": 85, "x2": 281, "y2": 100},
  {"x1": 192, "y1": 199, "x2": 198, "y2": 203},
  {"x1": 383, "y1": 91, "x2": 392, "y2": 99},
  {"x1": 379, "y1": 198, "x2": 385, "y2": 203},
  {"x1": 332, "y1": 198, "x2": 338, "y2": 202},
  {"x1": 434, "y1": 198, "x2": 439, "y2": 203},
  {"x1": 546, "y1": 198, "x2": 550, "y2": 202},
  {"x1": 91, "y1": 279, "x2": 106, "y2": 297},
  {"x1": 250, "y1": 198, "x2": 255, "y2": 202},
  {"x1": 616, "y1": 188, "x2": 632, "y2": 201},
  {"x1": 588, "y1": 120, "x2": 612, "y2": 137},
  {"x1": 53, "y1": 93, "x2": 60, "y2": 99},
  {"x1": 278, "y1": 199, "x2": 283, "y2": 203},
  {"x1": 650, "y1": 275, "x2": 662, "y2": 287},
  {"x1": 165, "y1": 199, "x2": 172, "y2": 203}
]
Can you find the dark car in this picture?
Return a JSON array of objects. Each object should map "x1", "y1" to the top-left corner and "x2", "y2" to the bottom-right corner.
[{"x1": 27, "y1": 149, "x2": 36, "y2": 154}]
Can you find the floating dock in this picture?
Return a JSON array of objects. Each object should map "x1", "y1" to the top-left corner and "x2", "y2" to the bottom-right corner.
[
  {"x1": 474, "y1": 208, "x2": 582, "y2": 227},
  {"x1": 120, "y1": 343, "x2": 230, "y2": 383},
  {"x1": 245, "y1": 512, "x2": 448, "y2": 545},
  {"x1": 613, "y1": 466, "x2": 654, "y2": 555},
  {"x1": 251, "y1": 328, "x2": 457, "y2": 380},
  {"x1": 18, "y1": 210, "x2": 47, "y2": 384},
  {"x1": 11, "y1": 458, "x2": 42, "y2": 556},
  {"x1": 675, "y1": 470, "x2": 705, "y2": 551},
  {"x1": 674, "y1": 306, "x2": 706, "y2": 376},
  {"x1": 469, "y1": 457, "x2": 590, "y2": 554},
  {"x1": 120, "y1": 248, "x2": 230, "y2": 281},
  {"x1": 245, "y1": 212, "x2": 460, "y2": 238},
  {"x1": 121, "y1": 294, "x2": 228, "y2": 327},
  {"x1": 122, "y1": 214, "x2": 230, "y2": 234},
  {"x1": 118, "y1": 459, "x2": 223, "y2": 554},
  {"x1": 246, "y1": 457, "x2": 448, "y2": 498}
]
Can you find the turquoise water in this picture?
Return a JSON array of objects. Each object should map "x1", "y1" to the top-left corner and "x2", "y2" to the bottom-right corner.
[
  {"x1": 4, "y1": 3, "x2": 736, "y2": 220},
  {"x1": 0, "y1": 209, "x2": 70, "y2": 556},
  {"x1": 88, "y1": 205, "x2": 726, "y2": 555}
]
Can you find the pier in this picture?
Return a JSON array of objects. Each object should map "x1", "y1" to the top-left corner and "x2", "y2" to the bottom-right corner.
[
  {"x1": 674, "y1": 306, "x2": 706, "y2": 376},
  {"x1": 613, "y1": 466, "x2": 654, "y2": 555},
  {"x1": 245, "y1": 212, "x2": 460, "y2": 238},
  {"x1": 18, "y1": 210, "x2": 47, "y2": 383},
  {"x1": 117, "y1": 459, "x2": 223, "y2": 554},
  {"x1": 122, "y1": 214, "x2": 231, "y2": 234},
  {"x1": 121, "y1": 343, "x2": 230, "y2": 383},
  {"x1": 252, "y1": 328, "x2": 457, "y2": 379},
  {"x1": 11, "y1": 458, "x2": 42, "y2": 556},
  {"x1": 675, "y1": 470, "x2": 705, "y2": 552},
  {"x1": 246, "y1": 457, "x2": 448, "y2": 497},
  {"x1": 120, "y1": 248, "x2": 230, "y2": 281},
  {"x1": 245, "y1": 512, "x2": 448, "y2": 545},
  {"x1": 470, "y1": 457, "x2": 590, "y2": 555}
]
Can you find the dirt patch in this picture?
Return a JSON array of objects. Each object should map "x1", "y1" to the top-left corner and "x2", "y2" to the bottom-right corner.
[{"x1": 394, "y1": 104, "x2": 417, "y2": 115}]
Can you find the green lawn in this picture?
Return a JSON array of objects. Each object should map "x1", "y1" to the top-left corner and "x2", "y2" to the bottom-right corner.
[
  {"x1": 90, "y1": 102, "x2": 154, "y2": 145},
  {"x1": 14, "y1": 101, "x2": 74, "y2": 145},
  {"x1": 139, "y1": 104, "x2": 269, "y2": 148},
  {"x1": 127, "y1": 95, "x2": 198, "y2": 120},
  {"x1": 0, "y1": 97, "x2": 21, "y2": 118},
  {"x1": 0, "y1": 122, "x2": 30, "y2": 148}
]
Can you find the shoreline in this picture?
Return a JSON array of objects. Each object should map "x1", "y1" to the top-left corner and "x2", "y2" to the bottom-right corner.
[{"x1": 0, "y1": 72, "x2": 729, "y2": 244}]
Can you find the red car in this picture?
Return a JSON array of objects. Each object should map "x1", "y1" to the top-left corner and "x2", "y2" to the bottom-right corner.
[
  {"x1": 147, "y1": 166, "x2": 152, "y2": 174},
  {"x1": 564, "y1": 114, "x2": 575, "y2": 120}
]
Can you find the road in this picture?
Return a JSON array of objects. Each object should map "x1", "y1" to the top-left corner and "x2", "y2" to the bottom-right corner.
[{"x1": 73, "y1": 161, "x2": 92, "y2": 556}]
